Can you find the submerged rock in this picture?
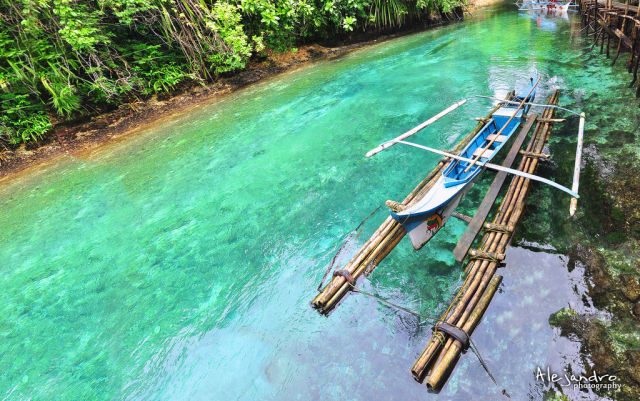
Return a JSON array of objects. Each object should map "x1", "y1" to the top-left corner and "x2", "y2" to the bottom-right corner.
[
  {"x1": 620, "y1": 274, "x2": 640, "y2": 303},
  {"x1": 548, "y1": 307, "x2": 579, "y2": 334},
  {"x1": 552, "y1": 242, "x2": 640, "y2": 400},
  {"x1": 624, "y1": 350, "x2": 640, "y2": 384}
]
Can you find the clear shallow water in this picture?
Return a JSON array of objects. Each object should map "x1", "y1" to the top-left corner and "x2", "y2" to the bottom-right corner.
[{"x1": 1, "y1": 4, "x2": 638, "y2": 400}]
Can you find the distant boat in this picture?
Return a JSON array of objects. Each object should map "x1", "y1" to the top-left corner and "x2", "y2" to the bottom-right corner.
[
  {"x1": 390, "y1": 79, "x2": 538, "y2": 250},
  {"x1": 517, "y1": 0, "x2": 573, "y2": 12}
]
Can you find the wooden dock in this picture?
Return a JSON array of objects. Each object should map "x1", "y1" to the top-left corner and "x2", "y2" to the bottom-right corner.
[{"x1": 579, "y1": 0, "x2": 640, "y2": 95}]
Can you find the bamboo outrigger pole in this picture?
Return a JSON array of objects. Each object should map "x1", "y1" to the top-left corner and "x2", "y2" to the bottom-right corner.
[
  {"x1": 366, "y1": 99, "x2": 468, "y2": 158},
  {"x1": 396, "y1": 140, "x2": 580, "y2": 198},
  {"x1": 365, "y1": 84, "x2": 585, "y2": 211},
  {"x1": 570, "y1": 112, "x2": 586, "y2": 216}
]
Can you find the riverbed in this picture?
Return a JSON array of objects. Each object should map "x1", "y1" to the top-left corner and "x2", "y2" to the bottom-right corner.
[{"x1": 1, "y1": 3, "x2": 637, "y2": 400}]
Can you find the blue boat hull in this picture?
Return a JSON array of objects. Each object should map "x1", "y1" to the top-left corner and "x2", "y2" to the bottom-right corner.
[{"x1": 391, "y1": 80, "x2": 537, "y2": 249}]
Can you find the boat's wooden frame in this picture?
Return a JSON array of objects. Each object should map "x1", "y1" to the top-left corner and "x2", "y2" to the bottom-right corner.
[
  {"x1": 365, "y1": 77, "x2": 583, "y2": 252},
  {"x1": 366, "y1": 90, "x2": 584, "y2": 215}
]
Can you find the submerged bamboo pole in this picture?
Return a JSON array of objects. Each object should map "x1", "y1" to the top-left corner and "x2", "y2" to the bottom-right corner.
[
  {"x1": 426, "y1": 274, "x2": 502, "y2": 390},
  {"x1": 412, "y1": 91, "x2": 559, "y2": 388}
]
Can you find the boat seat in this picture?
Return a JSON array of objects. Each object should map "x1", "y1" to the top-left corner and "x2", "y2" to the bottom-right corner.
[
  {"x1": 472, "y1": 147, "x2": 495, "y2": 158},
  {"x1": 486, "y1": 134, "x2": 508, "y2": 142}
]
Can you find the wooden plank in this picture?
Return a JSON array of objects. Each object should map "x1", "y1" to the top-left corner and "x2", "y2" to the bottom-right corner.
[
  {"x1": 453, "y1": 114, "x2": 538, "y2": 262},
  {"x1": 486, "y1": 134, "x2": 508, "y2": 142},
  {"x1": 596, "y1": 18, "x2": 634, "y2": 48},
  {"x1": 596, "y1": 0, "x2": 638, "y2": 13},
  {"x1": 619, "y1": 15, "x2": 640, "y2": 24},
  {"x1": 614, "y1": 28, "x2": 633, "y2": 48},
  {"x1": 472, "y1": 147, "x2": 494, "y2": 158}
]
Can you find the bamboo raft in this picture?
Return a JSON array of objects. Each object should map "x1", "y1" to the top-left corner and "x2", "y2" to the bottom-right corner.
[
  {"x1": 312, "y1": 89, "x2": 567, "y2": 390},
  {"x1": 413, "y1": 90, "x2": 560, "y2": 389},
  {"x1": 579, "y1": 0, "x2": 640, "y2": 96},
  {"x1": 311, "y1": 94, "x2": 516, "y2": 315}
]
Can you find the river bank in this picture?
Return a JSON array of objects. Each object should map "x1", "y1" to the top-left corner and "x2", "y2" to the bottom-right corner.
[
  {"x1": 0, "y1": 43, "x2": 355, "y2": 182},
  {"x1": 0, "y1": 9, "x2": 481, "y2": 184},
  {"x1": 0, "y1": 0, "x2": 512, "y2": 184}
]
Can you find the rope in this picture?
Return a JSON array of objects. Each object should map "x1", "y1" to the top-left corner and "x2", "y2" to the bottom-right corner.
[
  {"x1": 347, "y1": 282, "x2": 510, "y2": 398},
  {"x1": 484, "y1": 226, "x2": 512, "y2": 234},
  {"x1": 316, "y1": 205, "x2": 382, "y2": 291},
  {"x1": 469, "y1": 337, "x2": 511, "y2": 399},
  {"x1": 470, "y1": 255, "x2": 502, "y2": 264},
  {"x1": 348, "y1": 282, "x2": 445, "y2": 322}
]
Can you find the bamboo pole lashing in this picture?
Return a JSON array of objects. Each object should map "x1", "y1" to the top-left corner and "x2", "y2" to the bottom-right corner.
[
  {"x1": 468, "y1": 249, "x2": 505, "y2": 261},
  {"x1": 518, "y1": 150, "x2": 550, "y2": 159}
]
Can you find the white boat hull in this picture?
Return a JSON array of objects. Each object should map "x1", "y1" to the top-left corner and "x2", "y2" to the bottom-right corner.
[{"x1": 407, "y1": 183, "x2": 473, "y2": 250}]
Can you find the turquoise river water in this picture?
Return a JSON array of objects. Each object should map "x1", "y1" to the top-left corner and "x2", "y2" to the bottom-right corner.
[{"x1": 2, "y1": 3, "x2": 639, "y2": 400}]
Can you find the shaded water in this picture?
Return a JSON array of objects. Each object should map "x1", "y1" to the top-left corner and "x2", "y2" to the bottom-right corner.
[{"x1": 1, "y1": 3, "x2": 638, "y2": 400}]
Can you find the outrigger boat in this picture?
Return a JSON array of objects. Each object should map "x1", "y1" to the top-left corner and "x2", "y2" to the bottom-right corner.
[
  {"x1": 366, "y1": 76, "x2": 585, "y2": 250},
  {"x1": 391, "y1": 81, "x2": 536, "y2": 249}
]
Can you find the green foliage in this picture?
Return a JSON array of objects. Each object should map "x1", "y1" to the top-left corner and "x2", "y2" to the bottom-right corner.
[
  {"x1": 138, "y1": 63, "x2": 194, "y2": 94},
  {"x1": 369, "y1": 0, "x2": 408, "y2": 28},
  {"x1": 209, "y1": 2, "x2": 253, "y2": 73},
  {"x1": 0, "y1": 0, "x2": 464, "y2": 147},
  {"x1": 0, "y1": 94, "x2": 52, "y2": 144}
]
